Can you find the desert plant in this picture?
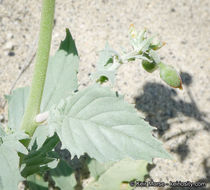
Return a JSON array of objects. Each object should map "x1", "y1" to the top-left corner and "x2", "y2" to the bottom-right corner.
[{"x1": 0, "y1": 0, "x2": 182, "y2": 189}]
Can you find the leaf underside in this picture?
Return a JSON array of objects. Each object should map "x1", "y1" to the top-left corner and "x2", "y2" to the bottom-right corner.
[{"x1": 49, "y1": 85, "x2": 171, "y2": 163}]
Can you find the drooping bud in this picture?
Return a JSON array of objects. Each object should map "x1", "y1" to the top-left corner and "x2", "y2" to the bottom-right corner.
[
  {"x1": 159, "y1": 62, "x2": 182, "y2": 89},
  {"x1": 142, "y1": 59, "x2": 158, "y2": 73}
]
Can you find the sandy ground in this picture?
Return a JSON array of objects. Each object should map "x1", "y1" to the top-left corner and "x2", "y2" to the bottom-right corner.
[{"x1": 0, "y1": 0, "x2": 210, "y2": 189}]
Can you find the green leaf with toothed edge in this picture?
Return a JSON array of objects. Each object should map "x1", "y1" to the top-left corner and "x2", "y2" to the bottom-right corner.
[
  {"x1": 48, "y1": 84, "x2": 171, "y2": 163},
  {"x1": 85, "y1": 158, "x2": 148, "y2": 190}
]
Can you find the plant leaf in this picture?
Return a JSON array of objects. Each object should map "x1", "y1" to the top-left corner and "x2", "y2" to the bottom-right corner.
[
  {"x1": 6, "y1": 87, "x2": 29, "y2": 130},
  {"x1": 0, "y1": 124, "x2": 5, "y2": 139},
  {"x1": 92, "y1": 43, "x2": 118, "y2": 84},
  {"x1": 48, "y1": 85, "x2": 171, "y2": 162},
  {"x1": 29, "y1": 126, "x2": 50, "y2": 150},
  {"x1": 50, "y1": 159, "x2": 77, "y2": 190},
  {"x1": 87, "y1": 158, "x2": 113, "y2": 180},
  {"x1": 29, "y1": 29, "x2": 79, "y2": 151},
  {"x1": 85, "y1": 158, "x2": 148, "y2": 190},
  {"x1": 0, "y1": 131, "x2": 28, "y2": 189},
  {"x1": 21, "y1": 134, "x2": 59, "y2": 178},
  {"x1": 40, "y1": 28, "x2": 79, "y2": 112},
  {"x1": 27, "y1": 174, "x2": 48, "y2": 190}
]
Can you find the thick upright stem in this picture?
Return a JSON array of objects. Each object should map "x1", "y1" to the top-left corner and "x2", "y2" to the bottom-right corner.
[{"x1": 21, "y1": 0, "x2": 55, "y2": 137}]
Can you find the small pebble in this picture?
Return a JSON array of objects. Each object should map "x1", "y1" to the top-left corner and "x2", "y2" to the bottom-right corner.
[
  {"x1": 6, "y1": 32, "x2": 13, "y2": 40},
  {"x1": 3, "y1": 41, "x2": 14, "y2": 50},
  {"x1": 8, "y1": 51, "x2": 15, "y2": 56},
  {"x1": 171, "y1": 8, "x2": 176, "y2": 12}
]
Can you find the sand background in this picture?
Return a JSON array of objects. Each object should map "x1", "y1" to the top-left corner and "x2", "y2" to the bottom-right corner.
[{"x1": 0, "y1": 0, "x2": 210, "y2": 189}]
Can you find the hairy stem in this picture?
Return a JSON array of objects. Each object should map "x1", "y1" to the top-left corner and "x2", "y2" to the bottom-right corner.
[{"x1": 20, "y1": 0, "x2": 55, "y2": 137}]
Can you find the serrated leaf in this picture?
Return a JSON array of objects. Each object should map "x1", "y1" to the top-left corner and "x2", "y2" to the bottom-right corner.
[
  {"x1": 48, "y1": 85, "x2": 171, "y2": 163},
  {"x1": 40, "y1": 28, "x2": 79, "y2": 112},
  {"x1": 50, "y1": 160, "x2": 76, "y2": 190},
  {"x1": 6, "y1": 87, "x2": 29, "y2": 130},
  {"x1": 0, "y1": 132, "x2": 28, "y2": 190},
  {"x1": 27, "y1": 174, "x2": 48, "y2": 190},
  {"x1": 92, "y1": 43, "x2": 118, "y2": 84},
  {"x1": 21, "y1": 134, "x2": 59, "y2": 178},
  {"x1": 85, "y1": 158, "x2": 148, "y2": 190}
]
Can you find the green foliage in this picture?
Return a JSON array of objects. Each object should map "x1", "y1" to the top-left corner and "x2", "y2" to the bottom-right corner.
[
  {"x1": 48, "y1": 84, "x2": 171, "y2": 162},
  {"x1": 87, "y1": 158, "x2": 113, "y2": 180},
  {"x1": 159, "y1": 62, "x2": 183, "y2": 89},
  {"x1": 93, "y1": 24, "x2": 182, "y2": 90},
  {"x1": 142, "y1": 59, "x2": 158, "y2": 73},
  {"x1": 84, "y1": 158, "x2": 148, "y2": 190},
  {"x1": 0, "y1": 128, "x2": 28, "y2": 190},
  {"x1": 21, "y1": 134, "x2": 59, "y2": 178},
  {"x1": 29, "y1": 126, "x2": 49, "y2": 150},
  {"x1": 27, "y1": 174, "x2": 48, "y2": 190},
  {"x1": 50, "y1": 160, "x2": 77, "y2": 190},
  {"x1": 41, "y1": 28, "x2": 79, "y2": 112},
  {"x1": 28, "y1": 28, "x2": 79, "y2": 150},
  {"x1": 6, "y1": 87, "x2": 29, "y2": 130},
  {"x1": 1, "y1": 21, "x2": 181, "y2": 190},
  {"x1": 92, "y1": 43, "x2": 118, "y2": 84}
]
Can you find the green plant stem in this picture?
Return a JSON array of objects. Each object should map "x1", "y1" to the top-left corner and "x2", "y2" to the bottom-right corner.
[{"x1": 20, "y1": 0, "x2": 55, "y2": 137}]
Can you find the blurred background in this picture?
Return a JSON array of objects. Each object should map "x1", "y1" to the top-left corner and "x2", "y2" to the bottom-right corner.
[{"x1": 0, "y1": 0, "x2": 209, "y2": 189}]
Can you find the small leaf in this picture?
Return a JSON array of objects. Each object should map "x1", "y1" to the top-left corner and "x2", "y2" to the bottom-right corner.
[
  {"x1": 50, "y1": 160, "x2": 77, "y2": 190},
  {"x1": 92, "y1": 43, "x2": 118, "y2": 84},
  {"x1": 48, "y1": 85, "x2": 171, "y2": 162},
  {"x1": 7, "y1": 87, "x2": 29, "y2": 130},
  {"x1": 84, "y1": 158, "x2": 148, "y2": 190},
  {"x1": 41, "y1": 28, "x2": 79, "y2": 112}
]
